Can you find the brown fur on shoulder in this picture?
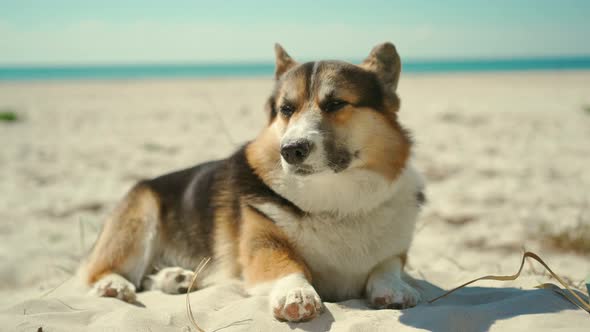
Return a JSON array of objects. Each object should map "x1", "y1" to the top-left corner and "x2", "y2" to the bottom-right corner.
[{"x1": 239, "y1": 205, "x2": 311, "y2": 285}]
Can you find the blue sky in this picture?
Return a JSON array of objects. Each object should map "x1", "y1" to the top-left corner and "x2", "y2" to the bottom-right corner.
[{"x1": 1, "y1": 0, "x2": 589, "y2": 65}]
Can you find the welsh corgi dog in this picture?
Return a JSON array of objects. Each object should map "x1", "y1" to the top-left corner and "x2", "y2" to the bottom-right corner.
[{"x1": 82, "y1": 42, "x2": 425, "y2": 322}]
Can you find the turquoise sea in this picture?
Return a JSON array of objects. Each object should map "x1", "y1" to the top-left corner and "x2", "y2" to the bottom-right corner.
[{"x1": 1, "y1": 56, "x2": 590, "y2": 81}]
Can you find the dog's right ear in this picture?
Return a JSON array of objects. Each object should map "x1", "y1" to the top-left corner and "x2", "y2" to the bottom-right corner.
[
  {"x1": 274, "y1": 43, "x2": 297, "y2": 79},
  {"x1": 361, "y1": 42, "x2": 401, "y2": 93}
]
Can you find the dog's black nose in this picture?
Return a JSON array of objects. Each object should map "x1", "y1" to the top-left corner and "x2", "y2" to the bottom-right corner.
[{"x1": 281, "y1": 140, "x2": 312, "y2": 165}]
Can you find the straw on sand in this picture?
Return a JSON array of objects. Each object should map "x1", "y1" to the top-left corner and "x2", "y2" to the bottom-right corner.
[
  {"x1": 185, "y1": 257, "x2": 212, "y2": 332},
  {"x1": 428, "y1": 251, "x2": 590, "y2": 313}
]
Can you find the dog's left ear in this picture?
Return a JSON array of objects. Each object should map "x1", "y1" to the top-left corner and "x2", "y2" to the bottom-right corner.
[
  {"x1": 361, "y1": 42, "x2": 401, "y2": 92},
  {"x1": 274, "y1": 43, "x2": 297, "y2": 79}
]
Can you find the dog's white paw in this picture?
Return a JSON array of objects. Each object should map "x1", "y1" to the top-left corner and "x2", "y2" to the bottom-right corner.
[
  {"x1": 269, "y1": 274, "x2": 323, "y2": 322},
  {"x1": 367, "y1": 277, "x2": 421, "y2": 309},
  {"x1": 143, "y1": 267, "x2": 195, "y2": 294},
  {"x1": 89, "y1": 273, "x2": 137, "y2": 303}
]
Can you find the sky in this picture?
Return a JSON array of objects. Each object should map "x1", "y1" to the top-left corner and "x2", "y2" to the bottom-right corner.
[{"x1": 1, "y1": 0, "x2": 589, "y2": 65}]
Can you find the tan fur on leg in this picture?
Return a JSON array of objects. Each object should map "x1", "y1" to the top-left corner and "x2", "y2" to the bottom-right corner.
[
  {"x1": 84, "y1": 183, "x2": 161, "y2": 292},
  {"x1": 238, "y1": 205, "x2": 321, "y2": 322}
]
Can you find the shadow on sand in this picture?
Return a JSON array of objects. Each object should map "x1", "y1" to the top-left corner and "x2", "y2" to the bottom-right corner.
[
  {"x1": 293, "y1": 277, "x2": 582, "y2": 332},
  {"x1": 397, "y1": 278, "x2": 581, "y2": 332}
]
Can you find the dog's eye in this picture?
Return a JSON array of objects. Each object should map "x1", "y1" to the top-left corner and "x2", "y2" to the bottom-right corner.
[
  {"x1": 279, "y1": 104, "x2": 295, "y2": 117},
  {"x1": 324, "y1": 100, "x2": 348, "y2": 113}
]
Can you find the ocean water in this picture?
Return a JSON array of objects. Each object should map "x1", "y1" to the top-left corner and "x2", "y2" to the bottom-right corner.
[{"x1": 1, "y1": 56, "x2": 589, "y2": 81}]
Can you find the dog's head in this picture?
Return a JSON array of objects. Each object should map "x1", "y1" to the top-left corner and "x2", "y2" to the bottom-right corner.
[{"x1": 260, "y1": 42, "x2": 411, "y2": 182}]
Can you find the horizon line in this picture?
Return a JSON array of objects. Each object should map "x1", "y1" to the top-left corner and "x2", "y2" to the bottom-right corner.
[
  {"x1": 2, "y1": 55, "x2": 590, "y2": 81},
  {"x1": 2, "y1": 54, "x2": 590, "y2": 69}
]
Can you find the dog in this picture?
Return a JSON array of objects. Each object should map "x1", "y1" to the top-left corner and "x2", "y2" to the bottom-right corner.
[{"x1": 81, "y1": 42, "x2": 424, "y2": 322}]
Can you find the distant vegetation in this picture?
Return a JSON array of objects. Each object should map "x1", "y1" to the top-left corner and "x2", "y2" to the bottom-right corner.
[
  {"x1": 540, "y1": 222, "x2": 590, "y2": 255},
  {"x1": 583, "y1": 105, "x2": 590, "y2": 114},
  {"x1": 0, "y1": 108, "x2": 20, "y2": 122}
]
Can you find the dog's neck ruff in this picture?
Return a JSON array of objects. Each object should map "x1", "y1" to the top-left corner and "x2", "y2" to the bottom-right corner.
[{"x1": 267, "y1": 163, "x2": 421, "y2": 218}]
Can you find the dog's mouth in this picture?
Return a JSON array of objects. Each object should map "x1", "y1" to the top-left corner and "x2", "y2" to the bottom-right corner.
[
  {"x1": 292, "y1": 164, "x2": 315, "y2": 176},
  {"x1": 282, "y1": 149, "x2": 360, "y2": 177},
  {"x1": 286, "y1": 151, "x2": 359, "y2": 177}
]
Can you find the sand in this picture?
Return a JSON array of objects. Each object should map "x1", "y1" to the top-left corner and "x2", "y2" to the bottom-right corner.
[{"x1": 1, "y1": 71, "x2": 589, "y2": 331}]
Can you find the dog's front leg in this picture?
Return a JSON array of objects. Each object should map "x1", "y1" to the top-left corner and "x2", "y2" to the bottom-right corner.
[
  {"x1": 365, "y1": 254, "x2": 421, "y2": 309},
  {"x1": 239, "y1": 205, "x2": 322, "y2": 322}
]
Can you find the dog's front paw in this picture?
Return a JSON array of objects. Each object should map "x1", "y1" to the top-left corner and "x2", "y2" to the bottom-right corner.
[
  {"x1": 367, "y1": 278, "x2": 421, "y2": 309},
  {"x1": 269, "y1": 274, "x2": 323, "y2": 322},
  {"x1": 88, "y1": 273, "x2": 137, "y2": 303}
]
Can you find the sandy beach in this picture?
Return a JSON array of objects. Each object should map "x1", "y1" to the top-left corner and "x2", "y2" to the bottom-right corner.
[{"x1": 1, "y1": 71, "x2": 589, "y2": 331}]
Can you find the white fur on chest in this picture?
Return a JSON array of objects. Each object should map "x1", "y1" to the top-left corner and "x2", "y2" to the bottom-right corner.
[{"x1": 256, "y1": 165, "x2": 423, "y2": 301}]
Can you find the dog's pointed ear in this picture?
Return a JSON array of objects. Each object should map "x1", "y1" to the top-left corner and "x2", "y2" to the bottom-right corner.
[
  {"x1": 274, "y1": 43, "x2": 296, "y2": 79},
  {"x1": 361, "y1": 42, "x2": 401, "y2": 92}
]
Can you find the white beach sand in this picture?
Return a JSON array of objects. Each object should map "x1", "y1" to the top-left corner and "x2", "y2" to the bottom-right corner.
[{"x1": 1, "y1": 71, "x2": 589, "y2": 331}]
